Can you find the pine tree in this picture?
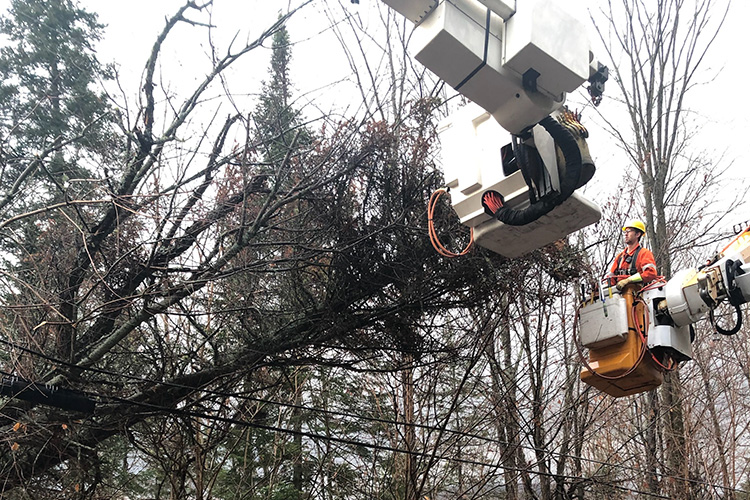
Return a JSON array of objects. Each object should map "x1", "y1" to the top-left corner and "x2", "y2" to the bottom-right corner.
[
  {"x1": 0, "y1": 0, "x2": 118, "y2": 383},
  {"x1": 0, "y1": 0, "x2": 114, "y2": 199},
  {"x1": 253, "y1": 21, "x2": 311, "y2": 166},
  {"x1": 219, "y1": 20, "x2": 318, "y2": 500}
]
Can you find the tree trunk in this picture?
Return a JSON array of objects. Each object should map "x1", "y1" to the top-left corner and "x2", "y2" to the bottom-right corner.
[
  {"x1": 646, "y1": 390, "x2": 661, "y2": 495},
  {"x1": 697, "y1": 354, "x2": 734, "y2": 499},
  {"x1": 402, "y1": 353, "x2": 419, "y2": 500},
  {"x1": 663, "y1": 372, "x2": 689, "y2": 499},
  {"x1": 293, "y1": 372, "x2": 304, "y2": 494}
]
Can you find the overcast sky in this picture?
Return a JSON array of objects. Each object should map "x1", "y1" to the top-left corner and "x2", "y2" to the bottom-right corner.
[
  {"x1": 90, "y1": 1, "x2": 750, "y2": 176},
  {"x1": 3, "y1": 0, "x2": 746, "y2": 163},
  {"x1": 1, "y1": 0, "x2": 746, "y2": 233}
]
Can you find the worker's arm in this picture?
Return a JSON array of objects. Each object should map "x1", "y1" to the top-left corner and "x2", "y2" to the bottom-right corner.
[
  {"x1": 615, "y1": 248, "x2": 658, "y2": 289},
  {"x1": 637, "y1": 248, "x2": 658, "y2": 283}
]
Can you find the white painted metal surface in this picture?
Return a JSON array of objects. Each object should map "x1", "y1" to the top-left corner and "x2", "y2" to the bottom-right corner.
[
  {"x1": 643, "y1": 286, "x2": 693, "y2": 361},
  {"x1": 385, "y1": 0, "x2": 597, "y2": 133},
  {"x1": 438, "y1": 102, "x2": 601, "y2": 258},
  {"x1": 384, "y1": 0, "x2": 603, "y2": 257},
  {"x1": 472, "y1": 193, "x2": 601, "y2": 258},
  {"x1": 578, "y1": 294, "x2": 629, "y2": 349}
]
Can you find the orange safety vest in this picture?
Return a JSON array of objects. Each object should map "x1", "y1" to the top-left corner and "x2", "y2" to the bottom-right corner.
[{"x1": 610, "y1": 244, "x2": 658, "y2": 283}]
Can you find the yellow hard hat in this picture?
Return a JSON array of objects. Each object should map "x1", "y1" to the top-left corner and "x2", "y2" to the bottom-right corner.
[{"x1": 622, "y1": 219, "x2": 646, "y2": 233}]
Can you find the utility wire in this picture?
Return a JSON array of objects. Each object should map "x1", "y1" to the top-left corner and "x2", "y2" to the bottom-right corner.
[
  {"x1": 0, "y1": 336, "x2": 745, "y2": 497},
  {"x1": 0, "y1": 339, "x2": 643, "y2": 479},
  {"x1": 0, "y1": 326, "x2": 670, "y2": 482},
  {"x1": 97, "y1": 390, "x2": 673, "y2": 500},
  {"x1": 1, "y1": 333, "x2": 619, "y2": 474}
]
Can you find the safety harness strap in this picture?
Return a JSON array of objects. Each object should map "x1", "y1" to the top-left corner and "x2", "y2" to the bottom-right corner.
[{"x1": 616, "y1": 246, "x2": 641, "y2": 275}]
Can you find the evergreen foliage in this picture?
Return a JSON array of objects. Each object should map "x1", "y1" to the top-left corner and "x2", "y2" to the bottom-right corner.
[
  {"x1": 0, "y1": 0, "x2": 117, "y2": 268},
  {"x1": 0, "y1": 0, "x2": 114, "y2": 174},
  {"x1": 253, "y1": 21, "x2": 312, "y2": 167}
]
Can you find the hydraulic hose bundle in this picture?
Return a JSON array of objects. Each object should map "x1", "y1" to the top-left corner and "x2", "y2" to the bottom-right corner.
[
  {"x1": 481, "y1": 113, "x2": 583, "y2": 226},
  {"x1": 711, "y1": 258, "x2": 746, "y2": 336},
  {"x1": 428, "y1": 110, "x2": 593, "y2": 258}
]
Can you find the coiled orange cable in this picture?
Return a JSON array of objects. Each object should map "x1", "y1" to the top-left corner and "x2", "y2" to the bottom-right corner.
[
  {"x1": 427, "y1": 188, "x2": 474, "y2": 258},
  {"x1": 631, "y1": 296, "x2": 676, "y2": 372}
]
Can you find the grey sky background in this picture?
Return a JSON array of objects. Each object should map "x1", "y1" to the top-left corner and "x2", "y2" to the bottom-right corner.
[{"x1": 1, "y1": 0, "x2": 746, "y2": 237}]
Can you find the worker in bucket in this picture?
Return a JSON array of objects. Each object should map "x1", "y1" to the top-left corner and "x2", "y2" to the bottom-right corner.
[{"x1": 608, "y1": 219, "x2": 658, "y2": 290}]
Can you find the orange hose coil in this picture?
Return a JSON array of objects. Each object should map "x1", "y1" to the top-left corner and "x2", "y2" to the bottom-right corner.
[{"x1": 428, "y1": 189, "x2": 474, "y2": 258}]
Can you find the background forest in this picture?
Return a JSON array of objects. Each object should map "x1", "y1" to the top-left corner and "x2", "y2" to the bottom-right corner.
[{"x1": 0, "y1": 0, "x2": 747, "y2": 499}]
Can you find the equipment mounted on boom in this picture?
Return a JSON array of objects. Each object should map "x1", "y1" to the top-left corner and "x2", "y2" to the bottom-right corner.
[{"x1": 381, "y1": 0, "x2": 608, "y2": 258}]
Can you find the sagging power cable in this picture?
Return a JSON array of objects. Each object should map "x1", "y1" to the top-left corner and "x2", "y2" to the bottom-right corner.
[{"x1": 0, "y1": 333, "x2": 741, "y2": 496}]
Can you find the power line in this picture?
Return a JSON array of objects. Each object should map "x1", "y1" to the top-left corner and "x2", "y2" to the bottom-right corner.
[
  {"x1": 1, "y1": 335, "x2": 613, "y2": 466},
  {"x1": 0, "y1": 328, "x2": 657, "y2": 481},
  {"x1": 0, "y1": 372, "x2": 95, "y2": 413},
  {"x1": 98, "y1": 391, "x2": 673, "y2": 500},
  {"x1": 1, "y1": 336, "x2": 745, "y2": 497}
]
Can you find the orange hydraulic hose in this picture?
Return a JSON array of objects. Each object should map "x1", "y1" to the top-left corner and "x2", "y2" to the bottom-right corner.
[{"x1": 428, "y1": 189, "x2": 474, "y2": 258}]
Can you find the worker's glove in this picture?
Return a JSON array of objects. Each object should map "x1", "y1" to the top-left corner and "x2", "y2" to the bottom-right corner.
[
  {"x1": 616, "y1": 273, "x2": 643, "y2": 290},
  {"x1": 481, "y1": 190, "x2": 504, "y2": 217}
]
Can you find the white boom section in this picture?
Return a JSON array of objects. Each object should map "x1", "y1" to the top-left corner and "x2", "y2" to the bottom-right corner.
[
  {"x1": 382, "y1": 0, "x2": 603, "y2": 257},
  {"x1": 382, "y1": 0, "x2": 596, "y2": 134},
  {"x1": 438, "y1": 102, "x2": 600, "y2": 258}
]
